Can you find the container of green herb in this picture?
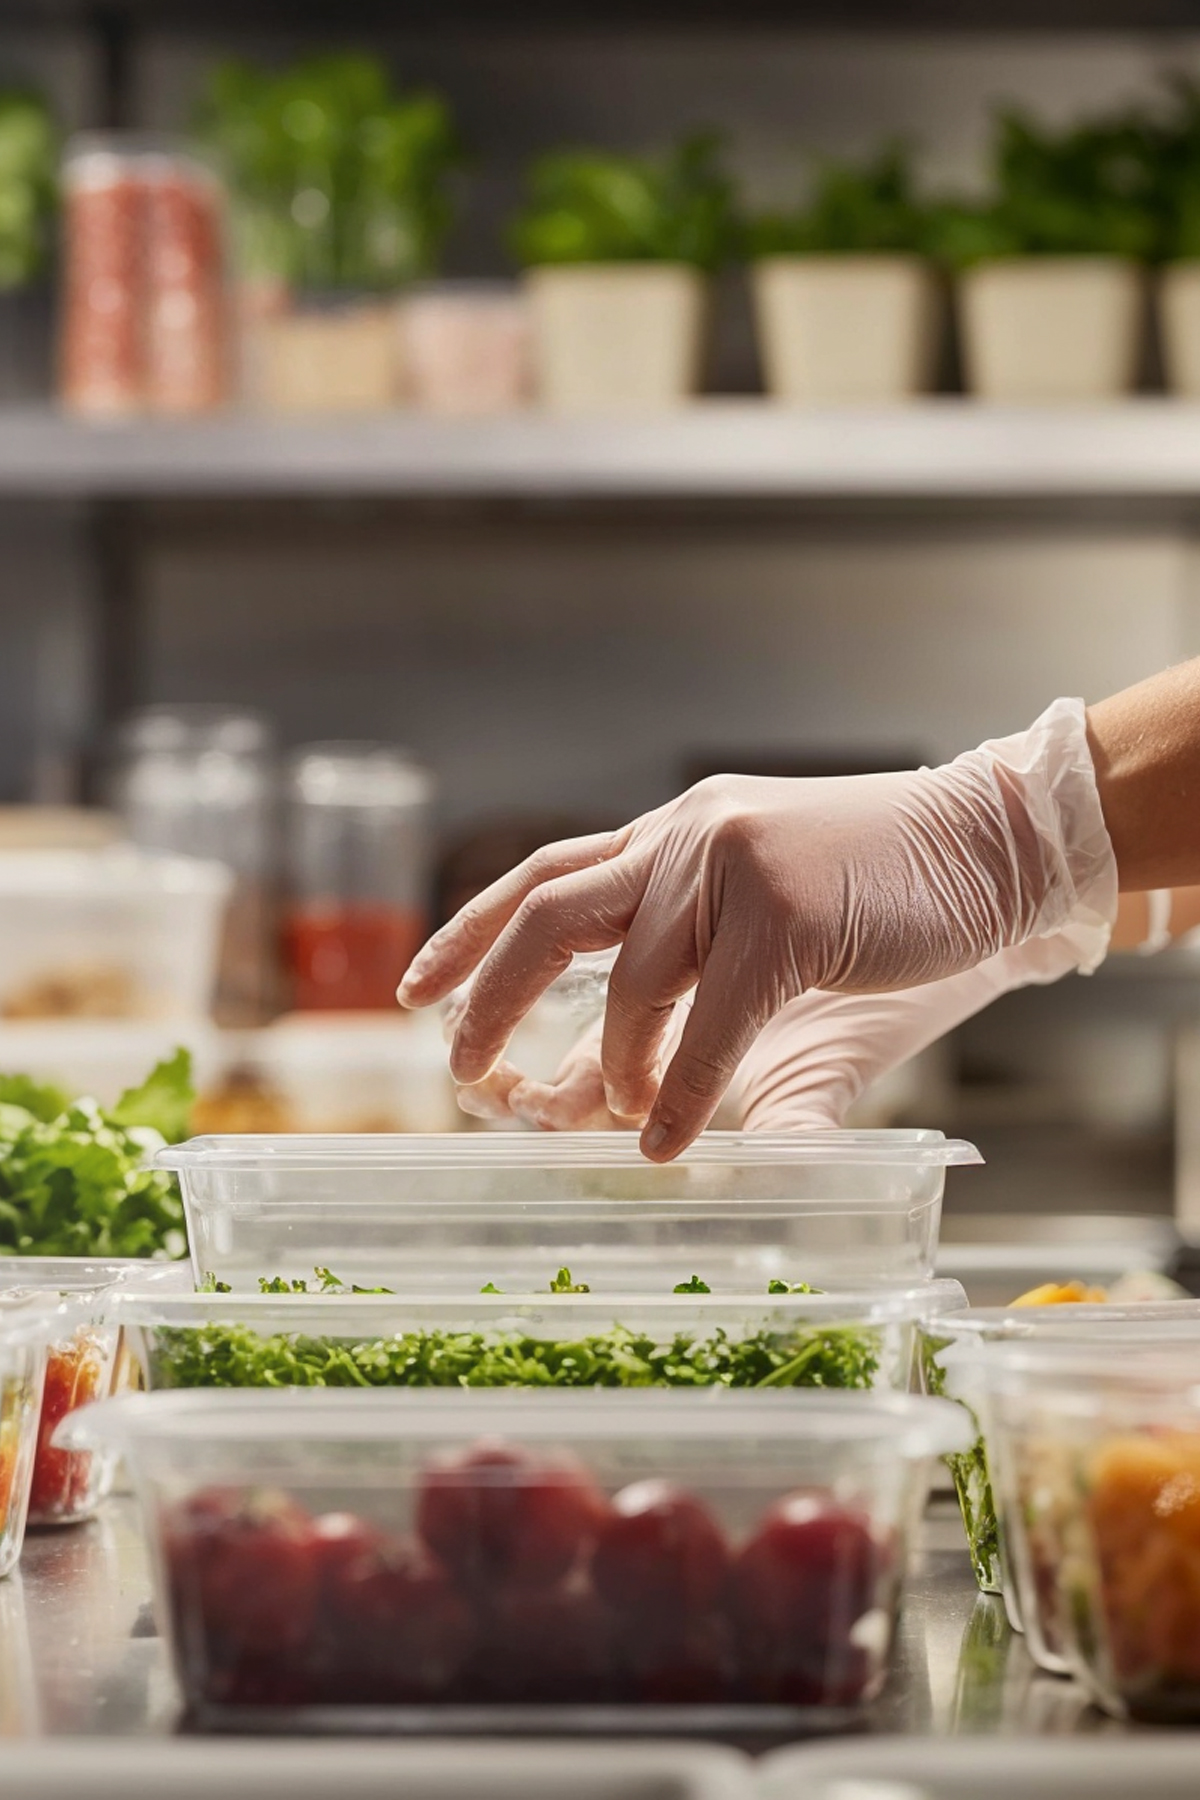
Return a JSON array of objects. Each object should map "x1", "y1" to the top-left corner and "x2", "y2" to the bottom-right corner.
[
  {"x1": 115, "y1": 1273, "x2": 966, "y2": 1397},
  {"x1": 747, "y1": 146, "x2": 941, "y2": 404},
  {"x1": 510, "y1": 134, "x2": 736, "y2": 410}
]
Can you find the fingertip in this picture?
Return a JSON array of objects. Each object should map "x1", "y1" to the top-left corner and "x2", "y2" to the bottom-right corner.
[{"x1": 640, "y1": 1116, "x2": 686, "y2": 1162}]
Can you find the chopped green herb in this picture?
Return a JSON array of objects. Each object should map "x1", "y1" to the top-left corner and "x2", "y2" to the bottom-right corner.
[
  {"x1": 549, "y1": 1267, "x2": 589, "y2": 1294},
  {"x1": 674, "y1": 1276, "x2": 711, "y2": 1294},
  {"x1": 767, "y1": 1279, "x2": 818, "y2": 1295},
  {"x1": 480, "y1": 1282, "x2": 503, "y2": 1295}
]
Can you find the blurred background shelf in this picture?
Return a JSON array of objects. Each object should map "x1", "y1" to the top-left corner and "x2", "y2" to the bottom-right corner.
[{"x1": 14, "y1": 402, "x2": 1200, "y2": 501}]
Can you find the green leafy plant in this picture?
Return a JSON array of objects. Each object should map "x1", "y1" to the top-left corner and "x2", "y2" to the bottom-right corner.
[
  {"x1": 0, "y1": 1052, "x2": 193, "y2": 1259},
  {"x1": 929, "y1": 106, "x2": 1161, "y2": 266},
  {"x1": 0, "y1": 90, "x2": 57, "y2": 290},
  {"x1": 197, "y1": 53, "x2": 459, "y2": 290},
  {"x1": 511, "y1": 133, "x2": 736, "y2": 271},
  {"x1": 747, "y1": 145, "x2": 934, "y2": 258}
]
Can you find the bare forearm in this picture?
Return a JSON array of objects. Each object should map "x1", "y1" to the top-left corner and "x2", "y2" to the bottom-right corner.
[{"x1": 1088, "y1": 660, "x2": 1200, "y2": 890}]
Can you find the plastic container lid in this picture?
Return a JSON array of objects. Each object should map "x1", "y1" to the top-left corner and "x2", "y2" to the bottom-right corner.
[
  {"x1": 159, "y1": 1128, "x2": 981, "y2": 1175},
  {"x1": 114, "y1": 1276, "x2": 967, "y2": 1335},
  {"x1": 62, "y1": 1386, "x2": 974, "y2": 1458},
  {"x1": 927, "y1": 1298, "x2": 1200, "y2": 1339},
  {"x1": 0, "y1": 848, "x2": 231, "y2": 898}
]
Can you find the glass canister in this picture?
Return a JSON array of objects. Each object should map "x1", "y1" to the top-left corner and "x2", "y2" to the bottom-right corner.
[
  {"x1": 284, "y1": 743, "x2": 433, "y2": 1011},
  {"x1": 106, "y1": 707, "x2": 277, "y2": 1023},
  {"x1": 59, "y1": 133, "x2": 228, "y2": 417}
]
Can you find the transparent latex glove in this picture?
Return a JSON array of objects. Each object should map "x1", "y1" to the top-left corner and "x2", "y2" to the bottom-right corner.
[
  {"x1": 400, "y1": 698, "x2": 1116, "y2": 1161},
  {"x1": 728, "y1": 933, "x2": 1092, "y2": 1131}
]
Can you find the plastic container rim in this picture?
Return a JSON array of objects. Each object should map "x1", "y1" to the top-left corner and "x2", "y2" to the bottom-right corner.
[
  {"x1": 113, "y1": 1274, "x2": 968, "y2": 1329},
  {"x1": 59, "y1": 1385, "x2": 975, "y2": 1457},
  {"x1": 158, "y1": 1127, "x2": 983, "y2": 1174}
]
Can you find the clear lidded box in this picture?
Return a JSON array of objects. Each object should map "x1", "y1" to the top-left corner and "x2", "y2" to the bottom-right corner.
[
  {"x1": 975, "y1": 1336, "x2": 1200, "y2": 1709},
  {"x1": 114, "y1": 1278, "x2": 966, "y2": 1398},
  {"x1": 922, "y1": 1304, "x2": 1200, "y2": 1634},
  {"x1": 60, "y1": 1386, "x2": 970, "y2": 1729},
  {"x1": 157, "y1": 1129, "x2": 981, "y2": 1295},
  {"x1": 0, "y1": 1297, "x2": 61, "y2": 1574},
  {"x1": 0, "y1": 1258, "x2": 190, "y2": 1527}
]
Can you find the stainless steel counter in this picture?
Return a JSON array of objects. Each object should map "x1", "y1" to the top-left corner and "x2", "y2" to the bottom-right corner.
[{"x1": 0, "y1": 1497, "x2": 1126, "y2": 1743}]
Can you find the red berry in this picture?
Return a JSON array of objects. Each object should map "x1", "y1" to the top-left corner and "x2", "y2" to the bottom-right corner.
[
  {"x1": 468, "y1": 1576, "x2": 618, "y2": 1703},
  {"x1": 623, "y1": 1610, "x2": 738, "y2": 1704},
  {"x1": 729, "y1": 1490, "x2": 883, "y2": 1705},
  {"x1": 164, "y1": 1485, "x2": 320, "y2": 1662},
  {"x1": 416, "y1": 1440, "x2": 608, "y2": 1593},
  {"x1": 592, "y1": 1480, "x2": 730, "y2": 1626},
  {"x1": 311, "y1": 1510, "x2": 386, "y2": 1588},
  {"x1": 321, "y1": 1528, "x2": 474, "y2": 1701}
]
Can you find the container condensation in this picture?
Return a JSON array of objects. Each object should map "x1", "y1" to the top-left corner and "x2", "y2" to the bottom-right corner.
[
  {"x1": 61, "y1": 1387, "x2": 970, "y2": 1728},
  {"x1": 116, "y1": 1279, "x2": 966, "y2": 1397},
  {"x1": 157, "y1": 1130, "x2": 981, "y2": 1294}
]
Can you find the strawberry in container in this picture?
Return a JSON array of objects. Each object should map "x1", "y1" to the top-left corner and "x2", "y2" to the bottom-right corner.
[{"x1": 62, "y1": 1387, "x2": 969, "y2": 1726}]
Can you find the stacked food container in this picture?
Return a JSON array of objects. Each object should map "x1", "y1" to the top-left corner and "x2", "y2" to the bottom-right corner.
[
  {"x1": 920, "y1": 1295, "x2": 1200, "y2": 1723},
  {"x1": 53, "y1": 1127, "x2": 979, "y2": 1730}
]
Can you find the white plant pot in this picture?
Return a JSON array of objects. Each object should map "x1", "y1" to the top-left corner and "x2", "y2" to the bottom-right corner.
[
  {"x1": 751, "y1": 255, "x2": 940, "y2": 403},
  {"x1": 256, "y1": 297, "x2": 403, "y2": 414},
  {"x1": 1158, "y1": 261, "x2": 1200, "y2": 396},
  {"x1": 959, "y1": 257, "x2": 1143, "y2": 402},
  {"x1": 525, "y1": 263, "x2": 707, "y2": 410}
]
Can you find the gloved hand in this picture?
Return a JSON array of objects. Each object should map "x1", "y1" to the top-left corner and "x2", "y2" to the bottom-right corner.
[
  {"x1": 728, "y1": 932, "x2": 1092, "y2": 1130},
  {"x1": 400, "y1": 698, "x2": 1116, "y2": 1161}
]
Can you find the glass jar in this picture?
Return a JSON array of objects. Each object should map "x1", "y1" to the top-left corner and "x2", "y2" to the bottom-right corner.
[
  {"x1": 284, "y1": 743, "x2": 433, "y2": 1011},
  {"x1": 107, "y1": 707, "x2": 277, "y2": 1023}
]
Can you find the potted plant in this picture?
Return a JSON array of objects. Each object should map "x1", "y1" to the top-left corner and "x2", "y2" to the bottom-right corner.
[
  {"x1": 510, "y1": 134, "x2": 736, "y2": 410},
  {"x1": 199, "y1": 54, "x2": 459, "y2": 412},
  {"x1": 1148, "y1": 79, "x2": 1200, "y2": 396},
  {"x1": 746, "y1": 145, "x2": 940, "y2": 403},
  {"x1": 934, "y1": 107, "x2": 1158, "y2": 402},
  {"x1": 0, "y1": 89, "x2": 56, "y2": 404}
]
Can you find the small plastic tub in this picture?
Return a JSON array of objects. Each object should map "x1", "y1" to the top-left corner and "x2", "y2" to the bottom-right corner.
[
  {"x1": 0, "y1": 1259, "x2": 190, "y2": 1525},
  {"x1": 116, "y1": 1279, "x2": 966, "y2": 1397},
  {"x1": 920, "y1": 1299, "x2": 1200, "y2": 1608},
  {"x1": 0, "y1": 1297, "x2": 58, "y2": 1574},
  {"x1": 159, "y1": 1130, "x2": 981, "y2": 1295},
  {"x1": 61, "y1": 1386, "x2": 970, "y2": 1729},
  {"x1": 973, "y1": 1336, "x2": 1200, "y2": 1709},
  {"x1": 0, "y1": 849, "x2": 231, "y2": 1021}
]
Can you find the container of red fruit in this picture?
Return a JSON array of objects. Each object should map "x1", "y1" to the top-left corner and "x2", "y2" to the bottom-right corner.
[
  {"x1": 60, "y1": 1386, "x2": 970, "y2": 1731},
  {"x1": 160, "y1": 1130, "x2": 981, "y2": 1295},
  {"x1": 0, "y1": 1295, "x2": 64, "y2": 1576},
  {"x1": 0, "y1": 1259, "x2": 189, "y2": 1527}
]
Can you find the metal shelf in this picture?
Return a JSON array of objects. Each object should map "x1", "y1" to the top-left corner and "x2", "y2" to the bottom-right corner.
[{"x1": 10, "y1": 401, "x2": 1200, "y2": 502}]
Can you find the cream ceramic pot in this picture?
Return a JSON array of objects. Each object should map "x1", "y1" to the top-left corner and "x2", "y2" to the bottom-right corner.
[
  {"x1": 959, "y1": 257, "x2": 1143, "y2": 402},
  {"x1": 752, "y1": 254, "x2": 940, "y2": 403},
  {"x1": 1158, "y1": 261, "x2": 1200, "y2": 396},
  {"x1": 525, "y1": 263, "x2": 707, "y2": 410}
]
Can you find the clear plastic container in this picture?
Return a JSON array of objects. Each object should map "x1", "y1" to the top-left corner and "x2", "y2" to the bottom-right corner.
[
  {"x1": 0, "y1": 848, "x2": 231, "y2": 1021},
  {"x1": 284, "y1": 744, "x2": 434, "y2": 1012},
  {"x1": 61, "y1": 1386, "x2": 969, "y2": 1728},
  {"x1": 924, "y1": 1304, "x2": 1200, "y2": 1628},
  {"x1": 116, "y1": 1279, "x2": 965, "y2": 1397},
  {"x1": 974, "y1": 1337, "x2": 1200, "y2": 1705},
  {"x1": 0, "y1": 1298, "x2": 57, "y2": 1574},
  {"x1": 108, "y1": 708, "x2": 279, "y2": 1025},
  {"x1": 158, "y1": 1130, "x2": 981, "y2": 1294},
  {"x1": 0, "y1": 1259, "x2": 190, "y2": 1526}
]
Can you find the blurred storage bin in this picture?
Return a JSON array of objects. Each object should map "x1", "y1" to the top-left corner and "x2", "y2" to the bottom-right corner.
[{"x1": 0, "y1": 851, "x2": 230, "y2": 1021}]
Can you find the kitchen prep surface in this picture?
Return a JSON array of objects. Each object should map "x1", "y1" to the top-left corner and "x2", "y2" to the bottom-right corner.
[{"x1": 4, "y1": 1492, "x2": 1120, "y2": 1744}]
